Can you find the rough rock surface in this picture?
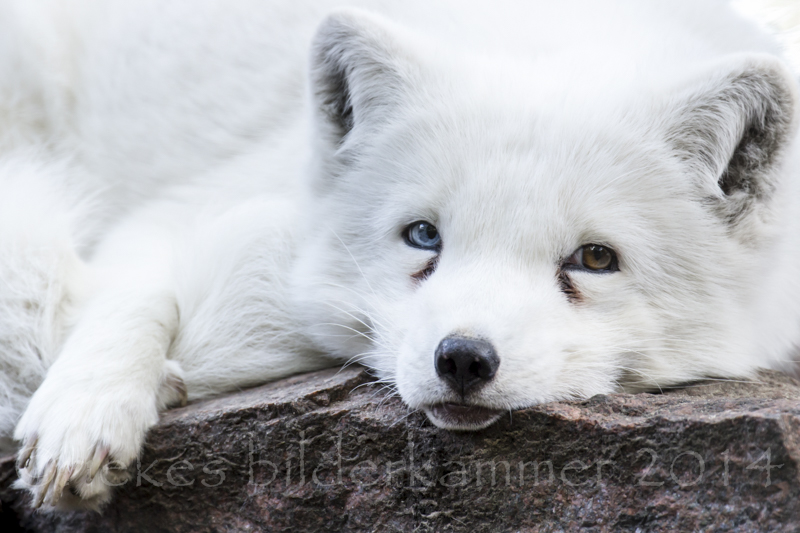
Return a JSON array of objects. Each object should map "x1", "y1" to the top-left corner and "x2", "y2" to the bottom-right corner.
[{"x1": 2, "y1": 367, "x2": 800, "y2": 532}]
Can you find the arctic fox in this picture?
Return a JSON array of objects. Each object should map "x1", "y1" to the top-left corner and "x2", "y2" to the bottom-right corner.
[{"x1": 1, "y1": 0, "x2": 799, "y2": 510}]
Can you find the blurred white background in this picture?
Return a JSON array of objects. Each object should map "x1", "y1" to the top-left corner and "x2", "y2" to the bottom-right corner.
[{"x1": 735, "y1": 0, "x2": 800, "y2": 70}]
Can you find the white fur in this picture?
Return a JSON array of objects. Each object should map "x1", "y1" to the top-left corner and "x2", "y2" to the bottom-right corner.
[{"x1": 1, "y1": 0, "x2": 799, "y2": 510}]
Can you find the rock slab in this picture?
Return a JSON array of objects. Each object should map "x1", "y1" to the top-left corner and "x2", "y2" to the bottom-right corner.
[{"x1": 2, "y1": 367, "x2": 800, "y2": 532}]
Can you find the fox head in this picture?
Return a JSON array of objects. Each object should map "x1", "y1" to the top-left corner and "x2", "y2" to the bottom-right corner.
[{"x1": 291, "y1": 9, "x2": 800, "y2": 429}]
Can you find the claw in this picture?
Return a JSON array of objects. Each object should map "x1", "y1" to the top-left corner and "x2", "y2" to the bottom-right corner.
[
  {"x1": 32, "y1": 461, "x2": 57, "y2": 509},
  {"x1": 87, "y1": 445, "x2": 109, "y2": 482},
  {"x1": 165, "y1": 373, "x2": 188, "y2": 407},
  {"x1": 31, "y1": 487, "x2": 46, "y2": 510},
  {"x1": 48, "y1": 466, "x2": 73, "y2": 507},
  {"x1": 178, "y1": 381, "x2": 188, "y2": 407},
  {"x1": 17, "y1": 435, "x2": 37, "y2": 471}
]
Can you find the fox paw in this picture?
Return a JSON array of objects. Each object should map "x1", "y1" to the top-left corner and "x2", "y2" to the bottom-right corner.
[
  {"x1": 15, "y1": 437, "x2": 132, "y2": 510},
  {"x1": 14, "y1": 360, "x2": 187, "y2": 510}
]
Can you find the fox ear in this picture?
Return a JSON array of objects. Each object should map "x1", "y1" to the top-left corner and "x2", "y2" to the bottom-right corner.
[
  {"x1": 309, "y1": 9, "x2": 415, "y2": 148},
  {"x1": 666, "y1": 54, "x2": 799, "y2": 227}
]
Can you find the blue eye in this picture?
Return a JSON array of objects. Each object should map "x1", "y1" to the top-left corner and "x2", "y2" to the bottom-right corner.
[{"x1": 404, "y1": 221, "x2": 441, "y2": 250}]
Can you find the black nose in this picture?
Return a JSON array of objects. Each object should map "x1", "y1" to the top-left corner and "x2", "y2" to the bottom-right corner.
[{"x1": 435, "y1": 336, "x2": 500, "y2": 396}]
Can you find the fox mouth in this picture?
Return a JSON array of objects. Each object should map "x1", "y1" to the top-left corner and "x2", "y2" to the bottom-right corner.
[{"x1": 424, "y1": 403, "x2": 504, "y2": 430}]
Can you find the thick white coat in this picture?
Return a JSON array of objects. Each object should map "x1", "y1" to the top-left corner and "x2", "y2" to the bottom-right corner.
[{"x1": 1, "y1": 0, "x2": 799, "y2": 509}]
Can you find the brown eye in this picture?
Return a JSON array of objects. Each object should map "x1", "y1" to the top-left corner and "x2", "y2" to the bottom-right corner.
[
  {"x1": 563, "y1": 244, "x2": 619, "y2": 273},
  {"x1": 580, "y1": 245, "x2": 617, "y2": 271}
]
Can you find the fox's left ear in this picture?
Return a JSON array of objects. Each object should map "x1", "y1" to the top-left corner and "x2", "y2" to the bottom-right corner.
[
  {"x1": 666, "y1": 54, "x2": 800, "y2": 230},
  {"x1": 309, "y1": 9, "x2": 420, "y2": 159}
]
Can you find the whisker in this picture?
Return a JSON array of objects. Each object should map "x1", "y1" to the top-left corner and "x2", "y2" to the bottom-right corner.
[{"x1": 327, "y1": 227, "x2": 380, "y2": 301}]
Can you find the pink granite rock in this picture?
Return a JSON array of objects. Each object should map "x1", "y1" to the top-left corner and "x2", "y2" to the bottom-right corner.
[{"x1": 2, "y1": 367, "x2": 800, "y2": 532}]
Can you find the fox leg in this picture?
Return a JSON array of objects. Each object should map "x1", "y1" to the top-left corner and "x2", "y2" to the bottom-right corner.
[{"x1": 13, "y1": 285, "x2": 186, "y2": 510}]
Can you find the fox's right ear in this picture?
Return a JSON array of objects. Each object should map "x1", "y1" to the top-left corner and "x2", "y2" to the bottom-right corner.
[
  {"x1": 309, "y1": 10, "x2": 419, "y2": 160},
  {"x1": 664, "y1": 54, "x2": 800, "y2": 238}
]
